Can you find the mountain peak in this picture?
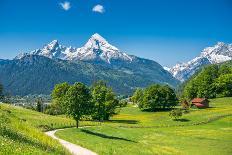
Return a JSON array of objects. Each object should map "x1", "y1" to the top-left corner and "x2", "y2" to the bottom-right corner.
[
  {"x1": 216, "y1": 42, "x2": 225, "y2": 46},
  {"x1": 169, "y1": 42, "x2": 232, "y2": 82},
  {"x1": 90, "y1": 33, "x2": 106, "y2": 42},
  {"x1": 78, "y1": 33, "x2": 132, "y2": 63},
  {"x1": 46, "y1": 40, "x2": 59, "y2": 49},
  {"x1": 200, "y1": 42, "x2": 232, "y2": 61},
  {"x1": 84, "y1": 33, "x2": 110, "y2": 50}
]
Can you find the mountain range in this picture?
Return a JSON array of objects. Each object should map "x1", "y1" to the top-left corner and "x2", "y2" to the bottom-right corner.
[
  {"x1": 166, "y1": 42, "x2": 232, "y2": 82},
  {"x1": 1, "y1": 33, "x2": 231, "y2": 96},
  {"x1": 0, "y1": 34, "x2": 179, "y2": 96},
  {"x1": 15, "y1": 33, "x2": 133, "y2": 64}
]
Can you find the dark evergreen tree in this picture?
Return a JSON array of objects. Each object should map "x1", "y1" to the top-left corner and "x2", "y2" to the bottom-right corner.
[{"x1": 36, "y1": 98, "x2": 43, "y2": 112}]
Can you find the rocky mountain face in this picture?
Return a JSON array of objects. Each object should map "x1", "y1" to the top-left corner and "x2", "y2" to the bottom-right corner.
[
  {"x1": 1, "y1": 34, "x2": 179, "y2": 96},
  {"x1": 167, "y1": 42, "x2": 232, "y2": 82}
]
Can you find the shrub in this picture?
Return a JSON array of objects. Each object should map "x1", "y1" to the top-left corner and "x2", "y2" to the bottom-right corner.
[
  {"x1": 119, "y1": 100, "x2": 128, "y2": 107},
  {"x1": 169, "y1": 109, "x2": 183, "y2": 120}
]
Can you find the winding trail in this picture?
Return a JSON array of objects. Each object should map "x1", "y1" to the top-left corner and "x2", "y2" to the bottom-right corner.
[{"x1": 45, "y1": 128, "x2": 97, "y2": 155}]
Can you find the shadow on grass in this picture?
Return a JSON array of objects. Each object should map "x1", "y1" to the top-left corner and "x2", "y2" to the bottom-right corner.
[
  {"x1": 107, "y1": 120, "x2": 139, "y2": 124},
  {"x1": 80, "y1": 129, "x2": 137, "y2": 143},
  {"x1": 174, "y1": 118, "x2": 190, "y2": 122},
  {"x1": 142, "y1": 108, "x2": 172, "y2": 112}
]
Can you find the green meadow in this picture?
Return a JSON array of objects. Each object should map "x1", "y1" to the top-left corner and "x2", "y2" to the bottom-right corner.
[
  {"x1": 0, "y1": 103, "x2": 100, "y2": 154},
  {"x1": 55, "y1": 97, "x2": 232, "y2": 155},
  {"x1": 0, "y1": 104, "x2": 74, "y2": 154},
  {"x1": 0, "y1": 97, "x2": 231, "y2": 155}
]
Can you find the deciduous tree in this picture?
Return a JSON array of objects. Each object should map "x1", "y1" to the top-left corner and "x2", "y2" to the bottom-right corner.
[
  {"x1": 131, "y1": 88, "x2": 144, "y2": 105},
  {"x1": 91, "y1": 81, "x2": 119, "y2": 121},
  {"x1": 64, "y1": 82, "x2": 93, "y2": 128},
  {"x1": 139, "y1": 84, "x2": 178, "y2": 111},
  {"x1": 51, "y1": 82, "x2": 70, "y2": 113}
]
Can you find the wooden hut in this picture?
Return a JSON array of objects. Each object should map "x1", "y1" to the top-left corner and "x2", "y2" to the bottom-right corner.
[{"x1": 191, "y1": 98, "x2": 209, "y2": 108}]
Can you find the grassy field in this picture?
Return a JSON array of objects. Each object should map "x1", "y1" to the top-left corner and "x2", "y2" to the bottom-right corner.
[
  {"x1": 56, "y1": 97, "x2": 232, "y2": 155},
  {"x1": 0, "y1": 104, "x2": 77, "y2": 154}
]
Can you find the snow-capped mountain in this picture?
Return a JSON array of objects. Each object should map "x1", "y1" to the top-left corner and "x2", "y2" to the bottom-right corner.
[
  {"x1": 168, "y1": 42, "x2": 232, "y2": 82},
  {"x1": 16, "y1": 33, "x2": 133, "y2": 63},
  {"x1": 4, "y1": 33, "x2": 179, "y2": 95}
]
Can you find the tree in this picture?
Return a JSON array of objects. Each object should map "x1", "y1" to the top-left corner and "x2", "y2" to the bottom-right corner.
[
  {"x1": 160, "y1": 85, "x2": 178, "y2": 109},
  {"x1": 195, "y1": 65, "x2": 218, "y2": 98},
  {"x1": 51, "y1": 82, "x2": 70, "y2": 114},
  {"x1": 64, "y1": 82, "x2": 93, "y2": 128},
  {"x1": 182, "y1": 62, "x2": 232, "y2": 99},
  {"x1": 131, "y1": 88, "x2": 144, "y2": 105},
  {"x1": 91, "y1": 81, "x2": 119, "y2": 121},
  {"x1": 183, "y1": 79, "x2": 198, "y2": 100},
  {"x1": 182, "y1": 65, "x2": 218, "y2": 99},
  {"x1": 214, "y1": 74, "x2": 232, "y2": 97},
  {"x1": 218, "y1": 64, "x2": 232, "y2": 75},
  {"x1": 45, "y1": 102, "x2": 64, "y2": 115},
  {"x1": 36, "y1": 98, "x2": 43, "y2": 112},
  {"x1": 139, "y1": 84, "x2": 178, "y2": 111}
]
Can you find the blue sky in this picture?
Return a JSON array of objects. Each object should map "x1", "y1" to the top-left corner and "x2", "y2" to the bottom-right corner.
[{"x1": 0, "y1": 0, "x2": 232, "y2": 66}]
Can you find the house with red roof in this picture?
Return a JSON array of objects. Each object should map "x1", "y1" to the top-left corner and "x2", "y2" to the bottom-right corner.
[{"x1": 191, "y1": 98, "x2": 209, "y2": 108}]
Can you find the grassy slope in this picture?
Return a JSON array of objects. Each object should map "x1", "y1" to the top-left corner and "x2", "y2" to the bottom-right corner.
[
  {"x1": 56, "y1": 97, "x2": 232, "y2": 155},
  {"x1": 0, "y1": 104, "x2": 76, "y2": 155}
]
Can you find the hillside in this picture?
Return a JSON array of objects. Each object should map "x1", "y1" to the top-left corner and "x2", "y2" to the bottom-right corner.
[
  {"x1": 55, "y1": 97, "x2": 232, "y2": 155},
  {"x1": 0, "y1": 54, "x2": 179, "y2": 96},
  {"x1": 181, "y1": 60, "x2": 232, "y2": 99},
  {"x1": 0, "y1": 103, "x2": 77, "y2": 154}
]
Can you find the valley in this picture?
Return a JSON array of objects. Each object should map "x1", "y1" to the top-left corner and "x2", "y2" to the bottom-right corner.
[
  {"x1": 1, "y1": 1, "x2": 231, "y2": 154},
  {"x1": 1, "y1": 97, "x2": 231, "y2": 155}
]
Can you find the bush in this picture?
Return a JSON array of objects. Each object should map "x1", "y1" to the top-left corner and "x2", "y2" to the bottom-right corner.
[
  {"x1": 44, "y1": 103, "x2": 64, "y2": 115},
  {"x1": 169, "y1": 109, "x2": 183, "y2": 120},
  {"x1": 119, "y1": 100, "x2": 128, "y2": 107}
]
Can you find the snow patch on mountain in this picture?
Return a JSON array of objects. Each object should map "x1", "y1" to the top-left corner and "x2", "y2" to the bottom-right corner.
[
  {"x1": 163, "y1": 66, "x2": 170, "y2": 72},
  {"x1": 169, "y1": 42, "x2": 232, "y2": 82},
  {"x1": 15, "y1": 33, "x2": 133, "y2": 63}
]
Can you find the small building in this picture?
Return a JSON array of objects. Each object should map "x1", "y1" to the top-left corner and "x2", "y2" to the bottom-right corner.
[{"x1": 191, "y1": 98, "x2": 209, "y2": 108}]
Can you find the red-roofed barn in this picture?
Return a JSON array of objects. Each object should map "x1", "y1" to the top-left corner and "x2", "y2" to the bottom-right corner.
[{"x1": 191, "y1": 98, "x2": 209, "y2": 108}]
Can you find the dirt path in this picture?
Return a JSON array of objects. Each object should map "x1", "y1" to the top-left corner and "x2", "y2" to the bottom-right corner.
[{"x1": 45, "y1": 129, "x2": 97, "y2": 155}]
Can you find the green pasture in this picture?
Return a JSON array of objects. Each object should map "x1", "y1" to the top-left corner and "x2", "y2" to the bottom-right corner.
[{"x1": 56, "y1": 97, "x2": 232, "y2": 155}]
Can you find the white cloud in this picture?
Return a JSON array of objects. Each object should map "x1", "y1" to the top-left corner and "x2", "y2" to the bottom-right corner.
[
  {"x1": 92, "y1": 4, "x2": 105, "y2": 13},
  {"x1": 59, "y1": 1, "x2": 71, "y2": 11}
]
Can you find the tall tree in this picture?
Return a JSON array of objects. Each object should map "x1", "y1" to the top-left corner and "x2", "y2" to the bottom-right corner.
[
  {"x1": 131, "y1": 88, "x2": 144, "y2": 105},
  {"x1": 64, "y1": 82, "x2": 93, "y2": 128},
  {"x1": 36, "y1": 98, "x2": 43, "y2": 112},
  {"x1": 214, "y1": 74, "x2": 232, "y2": 97},
  {"x1": 91, "y1": 81, "x2": 119, "y2": 121},
  {"x1": 51, "y1": 82, "x2": 70, "y2": 113}
]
